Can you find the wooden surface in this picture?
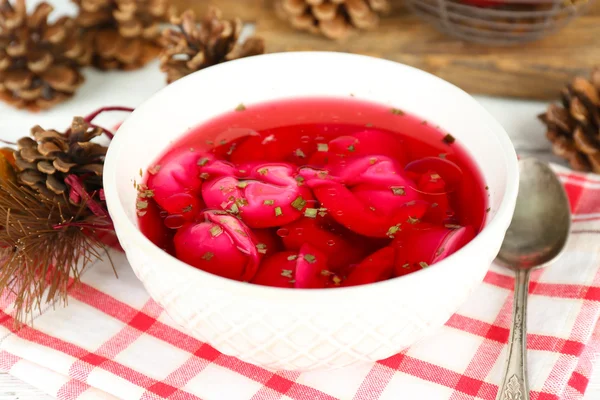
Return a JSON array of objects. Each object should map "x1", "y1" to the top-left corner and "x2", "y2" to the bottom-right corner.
[{"x1": 173, "y1": 0, "x2": 600, "y2": 100}]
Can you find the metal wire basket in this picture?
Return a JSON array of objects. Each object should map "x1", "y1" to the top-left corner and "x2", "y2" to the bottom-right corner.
[{"x1": 405, "y1": 0, "x2": 595, "y2": 45}]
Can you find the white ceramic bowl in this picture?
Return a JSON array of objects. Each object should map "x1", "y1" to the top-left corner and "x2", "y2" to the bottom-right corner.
[{"x1": 104, "y1": 52, "x2": 519, "y2": 371}]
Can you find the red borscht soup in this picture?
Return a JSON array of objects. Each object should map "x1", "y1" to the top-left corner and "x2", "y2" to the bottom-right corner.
[{"x1": 137, "y1": 98, "x2": 488, "y2": 288}]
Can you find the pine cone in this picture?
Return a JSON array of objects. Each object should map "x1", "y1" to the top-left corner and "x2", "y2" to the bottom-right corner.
[
  {"x1": 14, "y1": 117, "x2": 107, "y2": 200},
  {"x1": 274, "y1": 0, "x2": 390, "y2": 40},
  {"x1": 73, "y1": 0, "x2": 169, "y2": 70},
  {"x1": 159, "y1": 8, "x2": 265, "y2": 84},
  {"x1": 540, "y1": 67, "x2": 600, "y2": 173},
  {"x1": 0, "y1": 0, "x2": 89, "y2": 111}
]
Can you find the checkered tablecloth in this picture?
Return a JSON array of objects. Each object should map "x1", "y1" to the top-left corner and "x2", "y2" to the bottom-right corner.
[{"x1": 1, "y1": 164, "x2": 599, "y2": 400}]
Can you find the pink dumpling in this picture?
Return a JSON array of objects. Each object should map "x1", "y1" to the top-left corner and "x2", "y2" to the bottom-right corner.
[
  {"x1": 147, "y1": 150, "x2": 213, "y2": 217},
  {"x1": 393, "y1": 224, "x2": 475, "y2": 277},
  {"x1": 343, "y1": 247, "x2": 396, "y2": 287},
  {"x1": 300, "y1": 157, "x2": 426, "y2": 238},
  {"x1": 251, "y1": 244, "x2": 331, "y2": 289},
  {"x1": 251, "y1": 251, "x2": 298, "y2": 288},
  {"x1": 201, "y1": 161, "x2": 313, "y2": 228},
  {"x1": 229, "y1": 133, "x2": 316, "y2": 165},
  {"x1": 280, "y1": 216, "x2": 367, "y2": 269},
  {"x1": 252, "y1": 228, "x2": 283, "y2": 257},
  {"x1": 307, "y1": 129, "x2": 407, "y2": 171},
  {"x1": 173, "y1": 211, "x2": 261, "y2": 281}
]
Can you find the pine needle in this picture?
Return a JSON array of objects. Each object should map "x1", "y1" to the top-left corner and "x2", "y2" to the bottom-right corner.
[{"x1": 0, "y1": 178, "x2": 111, "y2": 325}]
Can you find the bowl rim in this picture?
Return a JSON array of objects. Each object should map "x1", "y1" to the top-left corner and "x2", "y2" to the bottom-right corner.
[{"x1": 104, "y1": 51, "x2": 519, "y2": 299}]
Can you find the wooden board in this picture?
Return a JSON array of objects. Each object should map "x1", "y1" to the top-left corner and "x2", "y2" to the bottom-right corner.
[{"x1": 173, "y1": 0, "x2": 600, "y2": 100}]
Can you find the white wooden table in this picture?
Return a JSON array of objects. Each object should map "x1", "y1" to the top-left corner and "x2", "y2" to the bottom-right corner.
[{"x1": 1, "y1": 1, "x2": 599, "y2": 398}]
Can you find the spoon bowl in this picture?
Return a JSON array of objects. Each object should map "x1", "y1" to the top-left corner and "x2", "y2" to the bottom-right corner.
[
  {"x1": 494, "y1": 158, "x2": 571, "y2": 400},
  {"x1": 496, "y1": 158, "x2": 571, "y2": 270}
]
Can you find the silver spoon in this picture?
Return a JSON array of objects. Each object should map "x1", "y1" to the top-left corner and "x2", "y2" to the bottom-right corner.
[{"x1": 495, "y1": 158, "x2": 571, "y2": 400}]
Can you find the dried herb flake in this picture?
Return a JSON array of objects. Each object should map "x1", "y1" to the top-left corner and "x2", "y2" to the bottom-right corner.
[
  {"x1": 210, "y1": 225, "x2": 223, "y2": 237},
  {"x1": 264, "y1": 200, "x2": 275, "y2": 206},
  {"x1": 443, "y1": 134, "x2": 456, "y2": 144},
  {"x1": 136, "y1": 200, "x2": 149, "y2": 210},
  {"x1": 391, "y1": 108, "x2": 405, "y2": 116},
  {"x1": 235, "y1": 103, "x2": 246, "y2": 112},
  {"x1": 303, "y1": 254, "x2": 316, "y2": 263},
  {"x1": 445, "y1": 224, "x2": 461, "y2": 229},
  {"x1": 198, "y1": 157, "x2": 210, "y2": 166},
  {"x1": 281, "y1": 269, "x2": 293, "y2": 278},
  {"x1": 391, "y1": 186, "x2": 406, "y2": 196},
  {"x1": 407, "y1": 216, "x2": 419, "y2": 224},
  {"x1": 291, "y1": 196, "x2": 306, "y2": 211},
  {"x1": 304, "y1": 208, "x2": 318, "y2": 218},
  {"x1": 256, "y1": 243, "x2": 267, "y2": 254},
  {"x1": 387, "y1": 225, "x2": 401, "y2": 237},
  {"x1": 202, "y1": 252, "x2": 214, "y2": 261},
  {"x1": 419, "y1": 262, "x2": 429, "y2": 268},
  {"x1": 295, "y1": 149, "x2": 306, "y2": 158},
  {"x1": 317, "y1": 143, "x2": 329, "y2": 152},
  {"x1": 148, "y1": 165, "x2": 161, "y2": 175},
  {"x1": 275, "y1": 206, "x2": 282, "y2": 217}
]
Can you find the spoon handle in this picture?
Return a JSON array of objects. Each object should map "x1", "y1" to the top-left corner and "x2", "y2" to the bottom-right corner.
[{"x1": 496, "y1": 268, "x2": 531, "y2": 400}]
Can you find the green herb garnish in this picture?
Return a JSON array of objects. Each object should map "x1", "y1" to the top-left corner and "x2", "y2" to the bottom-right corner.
[
  {"x1": 391, "y1": 108, "x2": 405, "y2": 116},
  {"x1": 148, "y1": 165, "x2": 161, "y2": 175},
  {"x1": 136, "y1": 200, "x2": 148, "y2": 210},
  {"x1": 275, "y1": 206, "x2": 283, "y2": 217},
  {"x1": 200, "y1": 172, "x2": 210, "y2": 180},
  {"x1": 235, "y1": 103, "x2": 246, "y2": 112},
  {"x1": 198, "y1": 157, "x2": 210, "y2": 166},
  {"x1": 291, "y1": 196, "x2": 306, "y2": 211},
  {"x1": 264, "y1": 200, "x2": 275, "y2": 206},
  {"x1": 317, "y1": 143, "x2": 328, "y2": 152},
  {"x1": 287, "y1": 255, "x2": 298, "y2": 261},
  {"x1": 303, "y1": 254, "x2": 316, "y2": 263},
  {"x1": 210, "y1": 225, "x2": 223, "y2": 237},
  {"x1": 202, "y1": 252, "x2": 214, "y2": 261},
  {"x1": 387, "y1": 225, "x2": 401, "y2": 237},
  {"x1": 445, "y1": 224, "x2": 461, "y2": 229},
  {"x1": 256, "y1": 243, "x2": 267, "y2": 254},
  {"x1": 304, "y1": 208, "x2": 318, "y2": 218},
  {"x1": 347, "y1": 144, "x2": 355, "y2": 152},
  {"x1": 419, "y1": 262, "x2": 429, "y2": 268},
  {"x1": 281, "y1": 269, "x2": 293, "y2": 278},
  {"x1": 391, "y1": 186, "x2": 406, "y2": 196},
  {"x1": 295, "y1": 149, "x2": 306, "y2": 158}
]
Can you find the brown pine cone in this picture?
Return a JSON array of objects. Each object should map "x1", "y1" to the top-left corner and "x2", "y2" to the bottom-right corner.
[
  {"x1": 0, "y1": 0, "x2": 90, "y2": 111},
  {"x1": 539, "y1": 67, "x2": 600, "y2": 173},
  {"x1": 14, "y1": 117, "x2": 107, "y2": 200},
  {"x1": 73, "y1": 0, "x2": 169, "y2": 70},
  {"x1": 274, "y1": 0, "x2": 390, "y2": 40},
  {"x1": 159, "y1": 8, "x2": 265, "y2": 84}
]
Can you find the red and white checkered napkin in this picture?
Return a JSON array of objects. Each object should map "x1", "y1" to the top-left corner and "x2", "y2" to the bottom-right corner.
[{"x1": 1, "y1": 164, "x2": 600, "y2": 400}]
